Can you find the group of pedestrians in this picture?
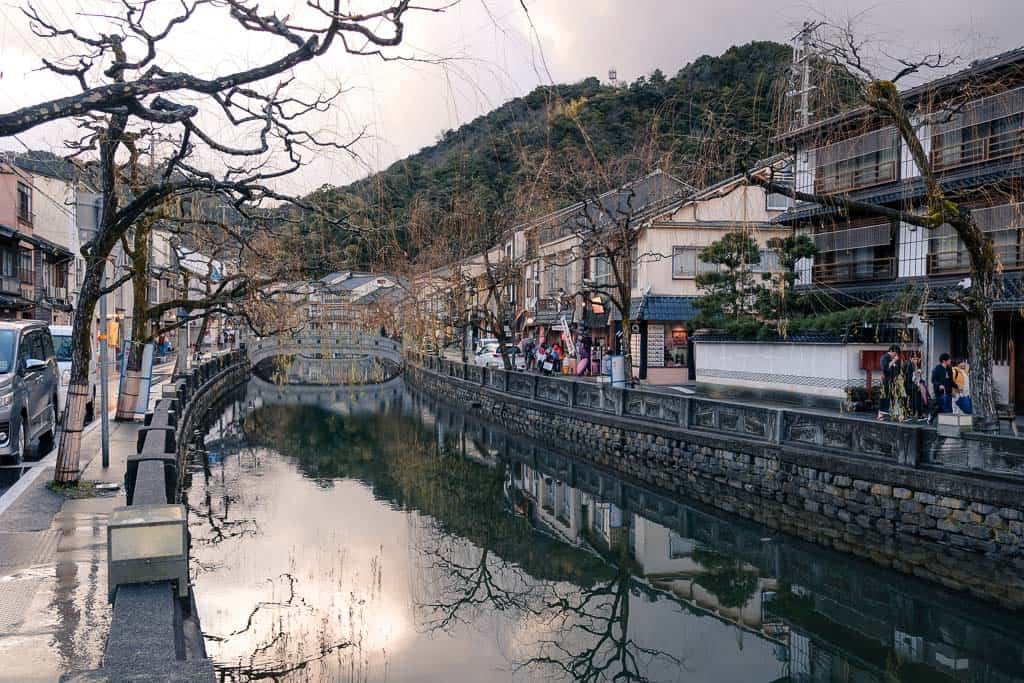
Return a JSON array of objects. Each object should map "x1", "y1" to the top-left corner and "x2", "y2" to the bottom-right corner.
[
  {"x1": 521, "y1": 336, "x2": 597, "y2": 377},
  {"x1": 877, "y1": 344, "x2": 972, "y2": 423}
]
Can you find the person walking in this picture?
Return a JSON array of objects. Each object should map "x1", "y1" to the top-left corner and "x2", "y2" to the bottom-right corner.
[
  {"x1": 576, "y1": 338, "x2": 590, "y2": 376},
  {"x1": 930, "y1": 353, "x2": 954, "y2": 422},
  {"x1": 878, "y1": 345, "x2": 900, "y2": 421}
]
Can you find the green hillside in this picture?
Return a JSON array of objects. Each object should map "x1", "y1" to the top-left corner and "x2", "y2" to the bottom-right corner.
[{"x1": 307, "y1": 41, "x2": 798, "y2": 269}]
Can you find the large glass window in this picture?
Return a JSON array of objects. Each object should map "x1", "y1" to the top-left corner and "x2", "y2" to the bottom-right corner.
[
  {"x1": 931, "y1": 87, "x2": 1024, "y2": 170},
  {"x1": 16, "y1": 183, "x2": 32, "y2": 224}
]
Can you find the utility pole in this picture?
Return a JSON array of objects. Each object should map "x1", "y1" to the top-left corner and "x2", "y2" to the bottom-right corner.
[
  {"x1": 94, "y1": 200, "x2": 110, "y2": 468},
  {"x1": 787, "y1": 22, "x2": 818, "y2": 131},
  {"x1": 172, "y1": 241, "x2": 188, "y2": 378}
]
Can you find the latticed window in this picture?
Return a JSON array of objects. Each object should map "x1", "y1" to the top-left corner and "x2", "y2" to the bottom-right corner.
[
  {"x1": 814, "y1": 127, "x2": 900, "y2": 194},
  {"x1": 929, "y1": 202, "x2": 1024, "y2": 274},
  {"x1": 931, "y1": 86, "x2": 1024, "y2": 171},
  {"x1": 812, "y1": 219, "x2": 895, "y2": 284}
]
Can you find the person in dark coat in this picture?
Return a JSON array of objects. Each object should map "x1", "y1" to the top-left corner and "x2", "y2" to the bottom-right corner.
[
  {"x1": 878, "y1": 345, "x2": 900, "y2": 420},
  {"x1": 930, "y1": 353, "x2": 954, "y2": 422}
]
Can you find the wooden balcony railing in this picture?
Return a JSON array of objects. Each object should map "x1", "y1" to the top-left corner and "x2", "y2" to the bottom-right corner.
[
  {"x1": 812, "y1": 257, "x2": 896, "y2": 285},
  {"x1": 931, "y1": 125, "x2": 1024, "y2": 172}
]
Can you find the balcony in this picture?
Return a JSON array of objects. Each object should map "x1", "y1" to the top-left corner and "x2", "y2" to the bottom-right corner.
[
  {"x1": 812, "y1": 256, "x2": 896, "y2": 285},
  {"x1": 812, "y1": 126, "x2": 900, "y2": 195},
  {"x1": 930, "y1": 86, "x2": 1024, "y2": 173}
]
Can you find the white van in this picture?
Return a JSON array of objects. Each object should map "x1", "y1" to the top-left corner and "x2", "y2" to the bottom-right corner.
[{"x1": 50, "y1": 325, "x2": 100, "y2": 423}]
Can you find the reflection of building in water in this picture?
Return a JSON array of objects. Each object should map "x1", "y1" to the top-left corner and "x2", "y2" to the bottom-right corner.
[{"x1": 509, "y1": 455, "x2": 1024, "y2": 683}]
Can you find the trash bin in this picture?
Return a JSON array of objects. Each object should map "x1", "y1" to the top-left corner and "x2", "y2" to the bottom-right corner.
[{"x1": 609, "y1": 354, "x2": 626, "y2": 387}]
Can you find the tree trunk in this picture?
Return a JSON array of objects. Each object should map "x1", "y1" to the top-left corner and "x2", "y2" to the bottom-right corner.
[
  {"x1": 54, "y1": 262, "x2": 102, "y2": 483},
  {"x1": 116, "y1": 225, "x2": 152, "y2": 420},
  {"x1": 968, "y1": 274, "x2": 999, "y2": 432}
]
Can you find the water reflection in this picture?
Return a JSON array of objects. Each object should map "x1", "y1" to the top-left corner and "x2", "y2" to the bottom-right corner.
[{"x1": 184, "y1": 381, "x2": 1024, "y2": 682}]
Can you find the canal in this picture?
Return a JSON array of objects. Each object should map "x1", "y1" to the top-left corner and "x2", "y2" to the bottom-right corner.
[{"x1": 184, "y1": 378, "x2": 1024, "y2": 682}]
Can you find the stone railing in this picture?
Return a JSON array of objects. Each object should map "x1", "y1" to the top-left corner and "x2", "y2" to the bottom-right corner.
[
  {"x1": 414, "y1": 352, "x2": 923, "y2": 465},
  {"x1": 246, "y1": 331, "x2": 403, "y2": 366},
  {"x1": 65, "y1": 350, "x2": 249, "y2": 682},
  {"x1": 410, "y1": 352, "x2": 1024, "y2": 478}
]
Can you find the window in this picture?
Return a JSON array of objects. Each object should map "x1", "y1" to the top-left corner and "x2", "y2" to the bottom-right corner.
[
  {"x1": 592, "y1": 255, "x2": 613, "y2": 287},
  {"x1": 16, "y1": 183, "x2": 32, "y2": 224},
  {"x1": 672, "y1": 246, "x2": 716, "y2": 278},
  {"x1": 931, "y1": 87, "x2": 1024, "y2": 171},
  {"x1": 41, "y1": 332, "x2": 54, "y2": 361},
  {"x1": 814, "y1": 127, "x2": 900, "y2": 194},
  {"x1": 19, "y1": 250, "x2": 33, "y2": 284},
  {"x1": 752, "y1": 249, "x2": 782, "y2": 273}
]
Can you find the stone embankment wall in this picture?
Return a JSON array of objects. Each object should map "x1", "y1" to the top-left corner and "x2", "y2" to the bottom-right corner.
[{"x1": 407, "y1": 363, "x2": 1024, "y2": 608}]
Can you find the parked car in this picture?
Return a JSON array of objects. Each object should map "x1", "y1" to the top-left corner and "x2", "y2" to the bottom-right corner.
[
  {"x1": 50, "y1": 324, "x2": 99, "y2": 424},
  {"x1": 0, "y1": 321, "x2": 60, "y2": 463},
  {"x1": 473, "y1": 338, "x2": 499, "y2": 355},
  {"x1": 472, "y1": 343, "x2": 525, "y2": 370}
]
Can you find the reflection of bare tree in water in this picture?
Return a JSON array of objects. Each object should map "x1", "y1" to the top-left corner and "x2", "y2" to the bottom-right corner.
[
  {"x1": 187, "y1": 447, "x2": 262, "y2": 575},
  {"x1": 206, "y1": 573, "x2": 355, "y2": 682},
  {"x1": 412, "y1": 515, "x2": 684, "y2": 682},
  {"x1": 524, "y1": 558, "x2": 685, "y2": 683},
  {"x1": 412, "y1": 521, "x2": 544, "y2": 632}
]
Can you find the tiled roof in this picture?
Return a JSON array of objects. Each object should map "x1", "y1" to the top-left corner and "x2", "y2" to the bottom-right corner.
[{"x1": 609, "y1": 295, "x2": 699, "y2": 322}]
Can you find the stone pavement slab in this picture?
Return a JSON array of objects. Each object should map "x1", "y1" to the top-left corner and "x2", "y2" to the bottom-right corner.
[{"x1": 0, "y1": 386, "x2": 167, "y2": 682}]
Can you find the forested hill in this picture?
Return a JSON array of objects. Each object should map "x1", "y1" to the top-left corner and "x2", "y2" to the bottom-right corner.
[{"x1": 309, "y1": 40, "x2": 795, "y2": 267}]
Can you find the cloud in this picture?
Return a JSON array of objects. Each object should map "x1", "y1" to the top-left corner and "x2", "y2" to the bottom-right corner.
[{"x1": 2, "y1": 0, "x2": 1022, "y2": 193}]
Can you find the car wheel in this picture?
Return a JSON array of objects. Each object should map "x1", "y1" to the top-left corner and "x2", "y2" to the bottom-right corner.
[
  {"x1": 38, "y1": 400, "x2": 57, "y2": 455},
  {"x1": 10, "y1": 419, "x2": 25, "y2": 466}
]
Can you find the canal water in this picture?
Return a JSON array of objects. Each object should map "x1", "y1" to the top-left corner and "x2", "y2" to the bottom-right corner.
[{"x1": 185, "y1": 379, "x2": 1024, "y2": 682}]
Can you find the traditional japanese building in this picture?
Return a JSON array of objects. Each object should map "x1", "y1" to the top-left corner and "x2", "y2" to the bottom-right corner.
[{"x1": 774, "y1": 47, "x2": 1024, "y2": 409}]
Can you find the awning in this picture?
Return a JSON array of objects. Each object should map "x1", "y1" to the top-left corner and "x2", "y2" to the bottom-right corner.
[{"x1": 608, "y1": 295, "x2": 699, "y2": 322}]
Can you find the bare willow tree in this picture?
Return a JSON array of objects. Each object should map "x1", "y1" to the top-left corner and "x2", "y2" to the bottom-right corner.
[
  {"x1": 0, "y1": 0, "x2": 446, "y2": 481},
  {"x1": 751, "y1": 20, "x2": 1021, "y2": 430}
]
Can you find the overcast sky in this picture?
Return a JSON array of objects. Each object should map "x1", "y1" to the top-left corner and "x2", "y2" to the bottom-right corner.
[{"x1": 2, "y1": 0, "x2": 1023, "y2": 195}]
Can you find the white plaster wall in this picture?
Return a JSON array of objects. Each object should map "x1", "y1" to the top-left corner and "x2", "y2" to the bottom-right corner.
[
  {"x1": 695, "y1": 340, "x2": 895, "y2": 399},
  {"x1": 635, "y1": 225, "x2": 791, "y2": 299},
  {"x1": 669, "y1": 184, "x2": 778, "y2": 223},
  {"x1": 30, "y1": 174, "x2": 77, "y2": 251}
]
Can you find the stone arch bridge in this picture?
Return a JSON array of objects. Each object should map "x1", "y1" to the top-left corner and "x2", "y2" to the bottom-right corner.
[{"x1": 245, "y1": 332, "x2": 404, "y2": 367}]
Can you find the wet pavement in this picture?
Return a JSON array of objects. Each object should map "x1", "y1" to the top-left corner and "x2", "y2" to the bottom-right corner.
[
  {"x1": 0, "y1": 364, "x2": 172, "y2": 682},
  {"x1": 186, "y1": 380, "x2": 1024, "y2": 683}
]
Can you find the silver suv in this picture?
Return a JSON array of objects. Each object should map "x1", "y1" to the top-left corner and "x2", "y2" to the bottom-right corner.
[{"x1": 0, "y1": 321, "x2": 59, "y2": 463}]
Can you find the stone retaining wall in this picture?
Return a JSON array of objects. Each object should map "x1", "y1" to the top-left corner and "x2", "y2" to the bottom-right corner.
[{"x1": 407, "y1": 363, "x2": 1024, "y2": 608}]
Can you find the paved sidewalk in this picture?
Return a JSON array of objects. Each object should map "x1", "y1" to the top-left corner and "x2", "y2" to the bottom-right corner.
[{"x1": 0, "y1": 377, "x2": 169, "y2": 682}]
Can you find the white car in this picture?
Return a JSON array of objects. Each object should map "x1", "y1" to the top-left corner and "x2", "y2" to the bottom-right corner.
[
  {"x1": 473, "y1": 343, "x2": 526, "y2": 370},
  {"x1": 50, "y1": 325, "x2": 99, "y2": 423}
]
